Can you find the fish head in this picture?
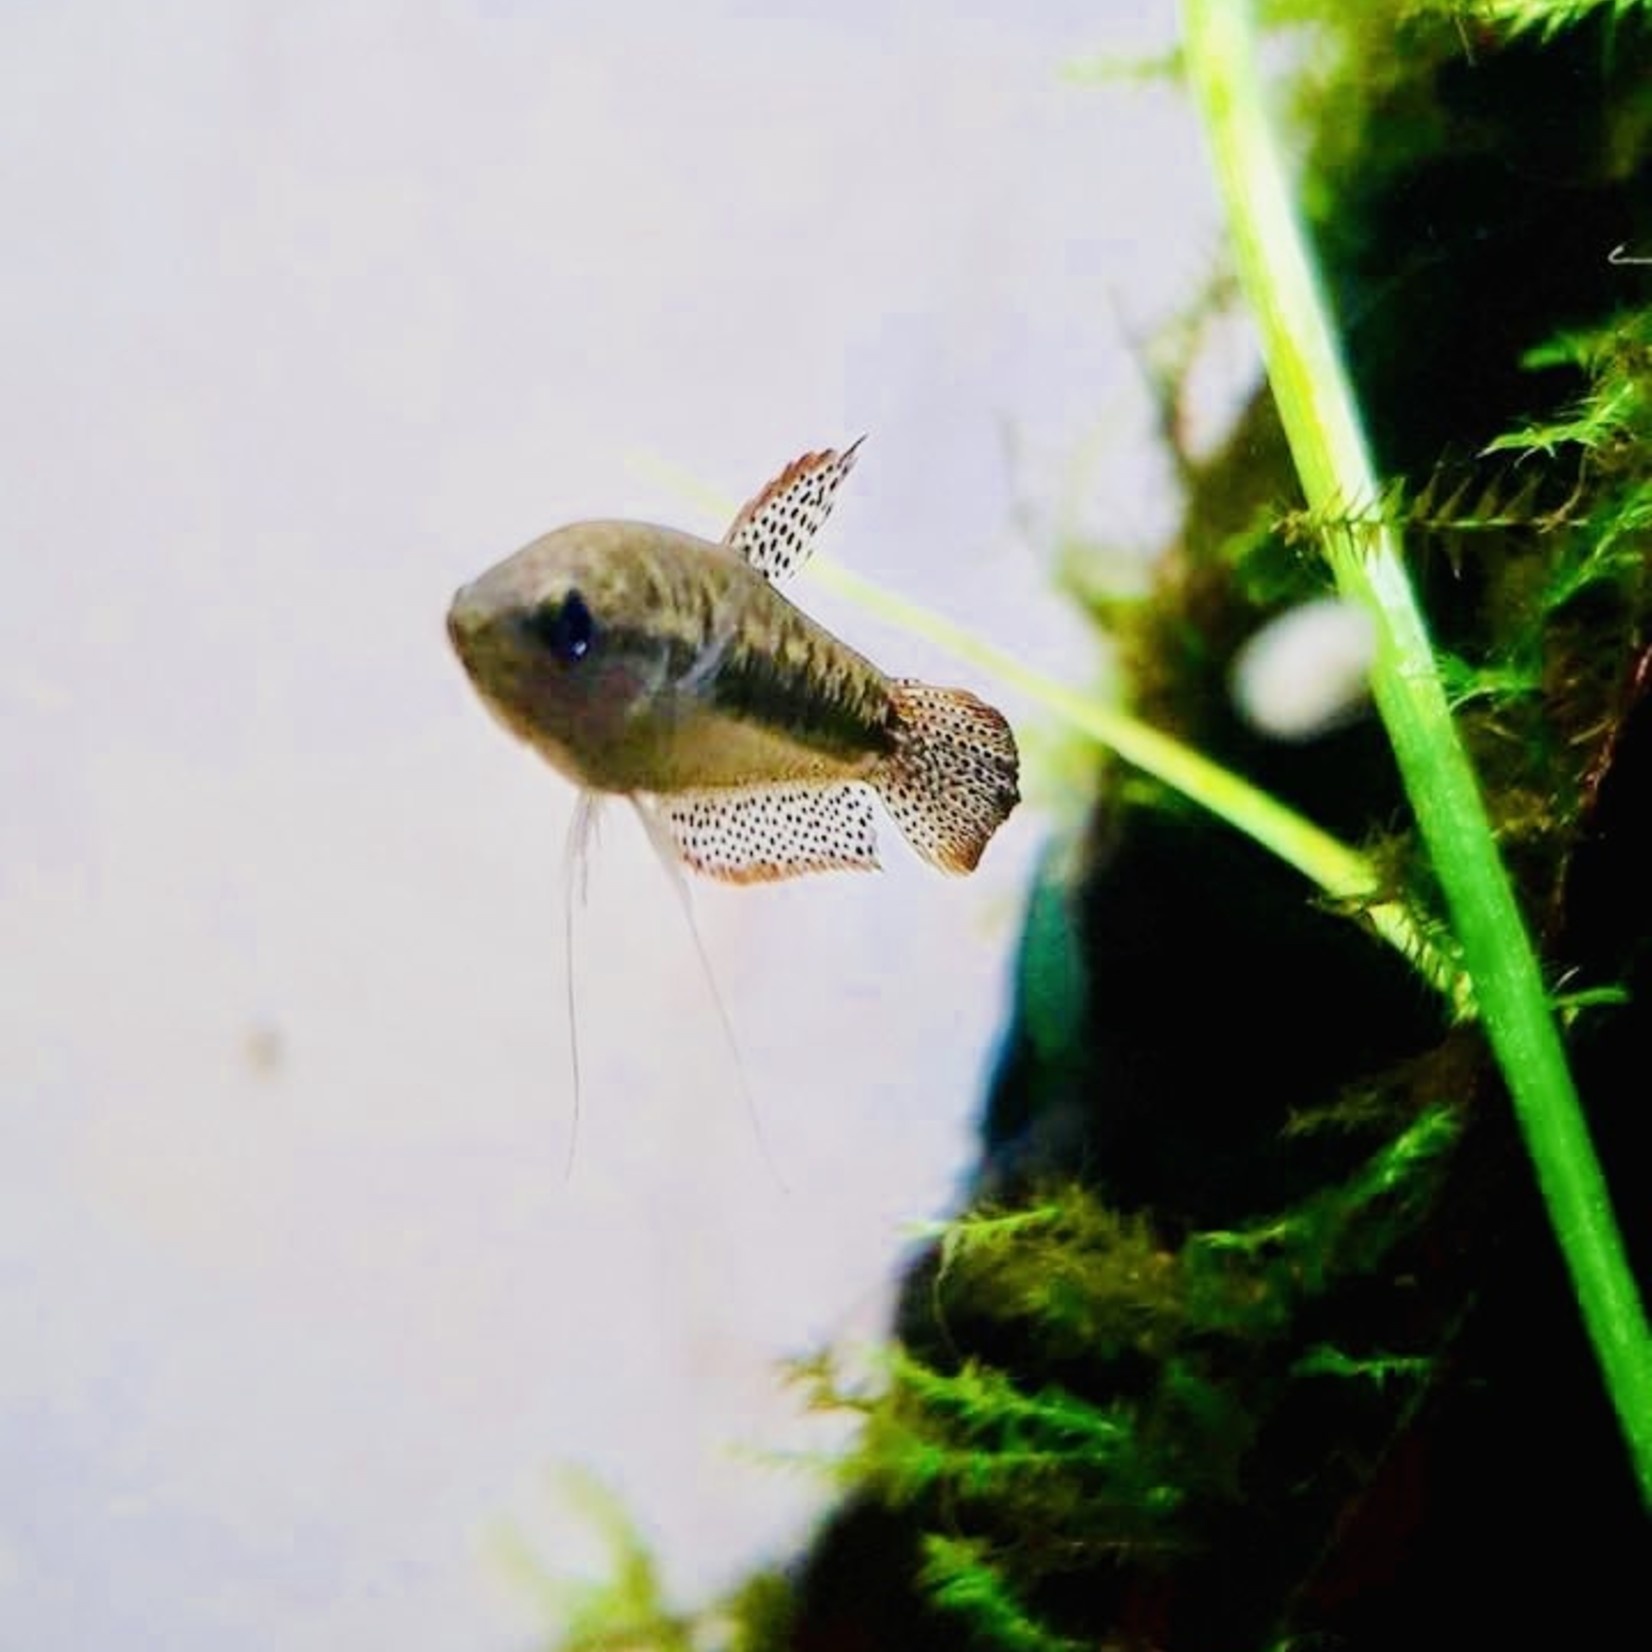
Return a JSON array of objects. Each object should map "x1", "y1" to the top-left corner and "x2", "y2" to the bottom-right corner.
[{"x1": 447, "y1": 521, "x2": 678, "y2": 791}]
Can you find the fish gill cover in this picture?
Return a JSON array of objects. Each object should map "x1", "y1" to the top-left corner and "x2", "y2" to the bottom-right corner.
[{"x1": 526, "y1": 3, "x2": 1652, "y2": 1648}]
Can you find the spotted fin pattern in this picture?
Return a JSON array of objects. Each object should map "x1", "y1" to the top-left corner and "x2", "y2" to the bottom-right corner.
[
  {"x1": 871, "y1": 681, "x2": 1020, "y2": 874},
  {"x1": 650, "y1": 782, "x2": 880, "y2": 884},
  {"x1": 721, "y1": 438, "x2": 865, "y2": 584}
]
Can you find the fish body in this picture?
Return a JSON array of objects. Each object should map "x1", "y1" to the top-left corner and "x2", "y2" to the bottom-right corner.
[
  {"x1": 450, "y1": 520, "x2": 893, "y2": 794},
  {"x1": 447, "y1": 441, "x2": 1019, "y2": 880}
]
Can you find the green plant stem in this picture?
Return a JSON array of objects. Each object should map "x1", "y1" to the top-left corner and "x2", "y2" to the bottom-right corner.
[
  {"x1": 1181, "y1": 0, "x2": 1652, "y2": 1504},
  {"x1": 811, "y1": 558, "x2": 1460, "y2": 995},
  {"x1": 631, "y1": 451, "x2": 1464, "y2": 1004}
]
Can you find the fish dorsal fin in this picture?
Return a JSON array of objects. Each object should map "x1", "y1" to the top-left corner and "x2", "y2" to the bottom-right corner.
[
  {"x1": 648, "y1": 782, "x2": 880, "y2": 883},
  {"x1": 721, "y1": 437, "x2": 865, "y2": 584}
]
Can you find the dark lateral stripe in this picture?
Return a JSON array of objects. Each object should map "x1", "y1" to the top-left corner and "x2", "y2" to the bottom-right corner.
[
  {"x1": 571, "y1": 618, "x2": 893, "y2": 760},
  {"x1": 709, "y1": 644, "x2": 895, "y2": 760}
]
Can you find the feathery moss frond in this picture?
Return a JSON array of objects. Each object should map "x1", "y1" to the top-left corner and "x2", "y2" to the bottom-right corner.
[
  {"x1": 1291, "y1": 1343, "x2": 1435, "y2": 1388},
  {"x1": 1408, "y1": 0, "x2": 1652, "y2": 46},
  {"x1": 496, "y1": 1470, "x2": 795, "y2": 1652},
  {"x1": 919, "y1": 1537, "x2": 1092, "y2": 1652}
]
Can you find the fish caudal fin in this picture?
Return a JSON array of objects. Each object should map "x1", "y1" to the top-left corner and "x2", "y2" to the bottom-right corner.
[
  {"x1": 722, "y1": 438, "x2": 865, "y2": 584},
  {"x1": 872, "y1": 681, "x2": 1020, "y2": 874},
  {"x1": 648, "y1": 781, "x2": 881, "y2": 884}
]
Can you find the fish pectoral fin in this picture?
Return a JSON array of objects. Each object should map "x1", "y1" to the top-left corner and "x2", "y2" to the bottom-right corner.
[
  {"x1": 721, "y1": 437, "x2": 865, "y2": 584},
  {"x1": 646, "y1": 782, "x2": 880, "y2": 883},
  {"x1": 673, "y1": 611, "x2": 739, "y2": 698}
]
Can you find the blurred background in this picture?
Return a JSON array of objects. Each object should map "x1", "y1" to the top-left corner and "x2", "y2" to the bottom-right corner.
[{"x1": 1, "y1": 3, "x2": 1232, "y2": 1646}]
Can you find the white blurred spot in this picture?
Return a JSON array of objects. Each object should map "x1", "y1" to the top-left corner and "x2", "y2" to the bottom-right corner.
[{"x1": 1231, "y1": 598, "x2": 1376, "y2": 741}]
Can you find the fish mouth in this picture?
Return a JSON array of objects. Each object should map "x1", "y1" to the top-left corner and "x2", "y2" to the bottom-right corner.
[
  {"x1": 447, "y1": 584, "x2": 530, "y2": 718},
  {"x1": 446, "y1": 586, "x2": 486, "y2": 669}
]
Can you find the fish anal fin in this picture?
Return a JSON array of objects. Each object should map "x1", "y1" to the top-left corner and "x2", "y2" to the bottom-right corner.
[
  {"x1": 721, "y1": 437, "x2": 865, "y2": 584},
  {"x1": 872, "y1": 681, "x2": 1020, "y2": 874},
  {"x1": 649, "y1": 782, "x2": 880, "y2": 884}
]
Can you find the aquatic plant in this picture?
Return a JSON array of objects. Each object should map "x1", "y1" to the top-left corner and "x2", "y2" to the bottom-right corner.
[
  {"x1": 534, "y1": 3, "x2": 1652, "y2": 1647},
  {"x1": 1183, "y1": 0, "x2": 1652, "y2": 1491},
  {"x1": 784, "y1": 3, "x2": 1652, "y2": 1646},
  {"x1": 496, "y1": 1470, "x2": 795, "y2": 1652}
]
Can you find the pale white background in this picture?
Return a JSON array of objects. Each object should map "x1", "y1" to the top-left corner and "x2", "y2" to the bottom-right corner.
[{"x1": 0, "y1": 3, "x2": 1224, "y2": 1647}]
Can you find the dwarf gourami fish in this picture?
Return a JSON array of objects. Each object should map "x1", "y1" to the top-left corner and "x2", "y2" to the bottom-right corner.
[{"x1": 446, "y1": 439, "x2": 1021, "y2": 880}]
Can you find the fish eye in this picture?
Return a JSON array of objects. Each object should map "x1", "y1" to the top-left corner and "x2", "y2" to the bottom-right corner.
[{"x1": 528, "y1": 589, "x2": 597, "y2": 665}]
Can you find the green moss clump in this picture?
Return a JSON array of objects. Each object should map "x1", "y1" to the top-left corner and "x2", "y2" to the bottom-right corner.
[
  {"x1": 792, "y1": 1110, "x2": 1458, "y2": 1647},
  {"x1": 784, "y1": 6, "x2": 1652, "y2": 1649}
]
